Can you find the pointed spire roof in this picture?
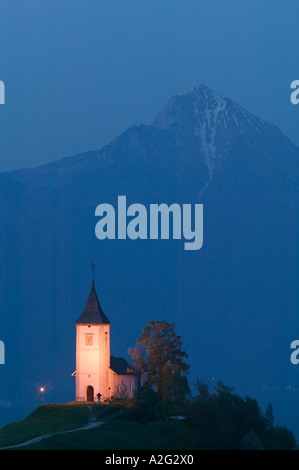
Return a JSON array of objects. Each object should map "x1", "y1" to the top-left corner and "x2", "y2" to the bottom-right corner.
[{"x1": 75, "y1": 281, "x2": 111, "y2": 325}]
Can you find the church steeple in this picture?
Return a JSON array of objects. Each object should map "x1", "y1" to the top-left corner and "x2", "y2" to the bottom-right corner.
[
  {"x1": 75, "y1": 276, "x2": 111, "y2": 402},
  {"x1": 74, "y1": 270, "x2": 137, "y2": 403},
  {"x1": 75, "y1": 281, "x2": 110, "y2": 325}
]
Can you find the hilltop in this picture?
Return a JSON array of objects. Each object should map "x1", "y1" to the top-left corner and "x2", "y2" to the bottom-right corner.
[
  {"x1": 0, "y1": 382, "x2": 297, "y2": 450},
  {"x1": 0, "y1": 402, "x2": 195, "y2": 451}
]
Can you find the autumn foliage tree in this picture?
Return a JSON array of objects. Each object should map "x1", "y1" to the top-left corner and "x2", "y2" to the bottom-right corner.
[
  {"x1": 135, "y1": 321, "x2": 190, "y2": 402},
  {"x1": 128, "y1": 343, "x2": 147, "y2": 399}
]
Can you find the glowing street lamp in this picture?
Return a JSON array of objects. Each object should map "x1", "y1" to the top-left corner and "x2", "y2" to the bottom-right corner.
[{"x1": 40, "y1": 387, "x2": 45, "y2": 402}]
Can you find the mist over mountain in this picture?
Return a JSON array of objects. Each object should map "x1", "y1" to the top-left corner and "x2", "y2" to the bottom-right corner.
[{"x1": 0, "y1": 85, "x2": 298, "y2": 430}]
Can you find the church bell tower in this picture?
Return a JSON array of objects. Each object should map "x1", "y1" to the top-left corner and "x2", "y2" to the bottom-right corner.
[{"x1": 74, "y1": 280, "x2": 111, "y2": 402}]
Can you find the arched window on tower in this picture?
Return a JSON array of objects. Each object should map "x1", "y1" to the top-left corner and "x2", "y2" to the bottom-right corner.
[{"x1": 85, "y1": 334, "x2": 93, "y2": 346}]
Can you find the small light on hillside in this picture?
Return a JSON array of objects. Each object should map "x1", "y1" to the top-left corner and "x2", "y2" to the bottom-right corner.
[{"x1": 40, "y1": 387, "x2": 45, "y2": 402}]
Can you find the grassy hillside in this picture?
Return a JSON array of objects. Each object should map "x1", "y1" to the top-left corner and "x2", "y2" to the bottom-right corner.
[
  {"x1": 0, "y1": 390, "x2": 297, "y2": 450},
  {"x1": 0, "y1": 402, "x2": 195, "y2": 450},
  {"x1": 0, "y1": 403, "x2": 91, "y2": 448}
]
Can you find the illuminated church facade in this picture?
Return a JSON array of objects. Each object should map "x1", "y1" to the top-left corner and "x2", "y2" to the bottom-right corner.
[{"x1": 73, "y1": 280, "x2": 137, "y2": 402}]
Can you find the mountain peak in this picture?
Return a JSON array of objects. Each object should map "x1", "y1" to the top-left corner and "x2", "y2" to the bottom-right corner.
[
  {"x1": 151, "y1": 85, "x2": 231, "y2": 189},
  {"x1": 151, "y1": 84, "x2": 293, "y2": 196},
  {"x1": 187, "y1": 83, "x2": 224, "y2": 100},
  {"x1": 152, "y1": 84, "x2": 261, "y2": 132}
]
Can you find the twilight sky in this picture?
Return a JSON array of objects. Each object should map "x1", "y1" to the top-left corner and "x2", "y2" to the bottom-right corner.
[{"x1": 0, "y1": 0, "x2": 298, "y2": 172}]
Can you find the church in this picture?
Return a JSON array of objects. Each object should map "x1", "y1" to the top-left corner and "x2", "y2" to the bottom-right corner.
[{"x1": 73, "y1": 280, "x2": 137, "y2": 402}]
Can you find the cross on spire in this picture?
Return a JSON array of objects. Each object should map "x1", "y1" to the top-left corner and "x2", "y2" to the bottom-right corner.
[{"x1": 91, "y1": 261, "x2": 96, "y2": 282}]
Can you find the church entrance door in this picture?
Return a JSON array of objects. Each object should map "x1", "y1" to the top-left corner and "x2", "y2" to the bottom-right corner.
[{"x1": 86, "y1": 385, "x2": 94, "y2": 402}]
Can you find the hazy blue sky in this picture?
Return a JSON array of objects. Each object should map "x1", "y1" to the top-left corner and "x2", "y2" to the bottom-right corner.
[{"x1": 0, "y1": 0, "x2": 298, "y2": 171}]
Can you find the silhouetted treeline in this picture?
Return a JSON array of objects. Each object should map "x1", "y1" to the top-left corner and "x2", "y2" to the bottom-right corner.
[{"x1": 114, "y1": 379, "x2": 296, "y2": 450}]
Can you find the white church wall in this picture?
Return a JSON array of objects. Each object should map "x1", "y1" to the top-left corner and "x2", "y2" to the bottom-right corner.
[
  {"x1": 75, "y1": 323, "x2": 110, "y2": 401},
  {"x1": 111, "y1": 373, "x2": 137, "y2": 399}
]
